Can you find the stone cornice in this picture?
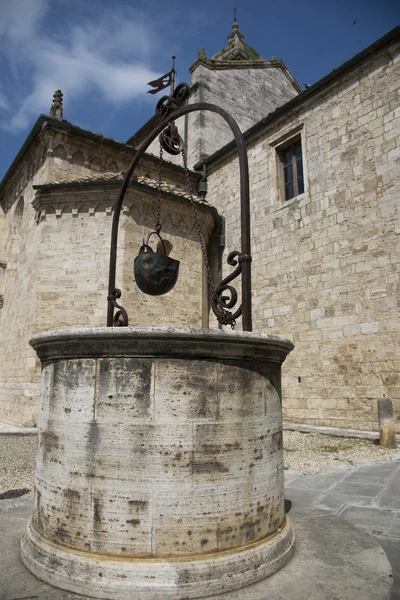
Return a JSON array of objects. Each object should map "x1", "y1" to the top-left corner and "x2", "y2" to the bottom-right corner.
[
  {"x1": 190, "y1": 56, "x2": 275, "y2": 72},
  {"x1": 33, "y1": 173, "x2": 200, "y2": 200},
  {"x1": 0, "y1": 116, "x2": 195, "y2": 207},
  {"x1": 30, "y1": 326, "x2": 294, "y2": 364},
  {"x1": 32, "y1": 182, "x2": 218, "y2": 227},
  {"x1": 189, "y1": 58, "x2": 302, "y2": 93}
]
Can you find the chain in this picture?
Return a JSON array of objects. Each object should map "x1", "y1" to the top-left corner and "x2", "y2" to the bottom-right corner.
[
  {"x1": 181, "y1": 146, "x2": 236, "y2": 329},
  {"x1": 155, "y1": 144, "x2": 164, "y2": 233}
]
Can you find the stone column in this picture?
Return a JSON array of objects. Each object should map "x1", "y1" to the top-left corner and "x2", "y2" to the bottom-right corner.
[{"x1": 21, "y1": 327, "x2": 294, "y2": 599}]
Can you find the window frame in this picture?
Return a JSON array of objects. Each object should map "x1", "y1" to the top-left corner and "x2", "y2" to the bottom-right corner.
[{"x1": 277, "y1": 135, "x2": 304, "y2": 202}]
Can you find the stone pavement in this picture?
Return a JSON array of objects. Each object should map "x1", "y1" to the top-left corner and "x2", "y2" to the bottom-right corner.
[
  {"x1": 285, "y1": 459, "x2": 400, "y2": 600},
  {"x1": 0, "y1": 459, "x2": 399, "y2": 599}
]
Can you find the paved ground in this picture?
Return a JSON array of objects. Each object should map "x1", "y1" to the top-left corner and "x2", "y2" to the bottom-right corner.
[
  {"x1": 0, "y1": 424, "x2": 399, "y2": 598},
  {"x1": 0, "y1": 458, "x2": 399, "y2": 599},
  {"x1": 285, "y1": 459, "x2": 400, "y2": 600},
  {"x1": 3, "y1": 502, "x2": 392, "y2": 600}
]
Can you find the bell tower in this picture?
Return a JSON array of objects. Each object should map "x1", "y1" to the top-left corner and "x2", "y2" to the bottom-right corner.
[
  {"x1": 128, "y1": 21, "x2": 301, "y2": 169},
  {"x1": 186, "y1": 20, "x2": 301, "y2": 166}
]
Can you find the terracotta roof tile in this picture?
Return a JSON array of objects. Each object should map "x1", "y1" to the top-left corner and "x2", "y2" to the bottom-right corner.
[{"x1": 45, "y1": 172, "x2": 207, "y2": 202}]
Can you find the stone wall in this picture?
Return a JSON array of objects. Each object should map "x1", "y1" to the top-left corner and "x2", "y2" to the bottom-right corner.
[
  {"x1": 43, "y1": 124, "x2": 192, "y2": 191},
  {"x1": 206, "y1": 41, "x2": 400, "y2": 431},
  {"x1": 0, "y1": 132, "x2": 51, "y2": 425},
  {"x1": 187, "y1": 63, "x2": 299, "y2": 166},
  {"x1": 0, "y1": 207, "x2": 5, "y2": 306}
]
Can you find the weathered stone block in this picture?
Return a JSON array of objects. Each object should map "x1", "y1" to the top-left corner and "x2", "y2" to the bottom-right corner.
[{"x1": 378, "y1": 396, "x2": 397, "y2": 449}]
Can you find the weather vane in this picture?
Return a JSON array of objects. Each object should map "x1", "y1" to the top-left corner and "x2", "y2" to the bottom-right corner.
[
  {"x1": 147, "y1": 57, "x2": 176, "y2": 96},
  {"x1": 234, "y1": 7, "x2": 237, "y2": 22}
]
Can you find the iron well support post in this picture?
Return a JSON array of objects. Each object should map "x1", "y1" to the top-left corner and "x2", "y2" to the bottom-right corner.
[{"x1": 107, "y1": 102, "x2": 252, "y2": 331}]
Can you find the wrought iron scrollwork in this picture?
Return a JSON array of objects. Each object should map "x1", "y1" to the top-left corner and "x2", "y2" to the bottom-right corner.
[
  {"x1": 107, "y1": 289, "x2": 129, "y2": 327},
  {"x1": 211, "y1": 251, "x2": 252, "y2": 328},
  {"x1": 107, "y1": 97, "x2": 252, "y2": 331},
  {"x1": 155, "y1": 82, "x2": 190, "y2": 120}
]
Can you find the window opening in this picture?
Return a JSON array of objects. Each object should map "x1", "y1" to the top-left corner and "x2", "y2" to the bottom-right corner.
[{"x1": 278, "y1": 138, "x2": 304, "y2": 201}]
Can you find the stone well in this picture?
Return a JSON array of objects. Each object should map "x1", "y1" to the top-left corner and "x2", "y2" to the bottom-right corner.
[{"x1": 21, "y1": 327, "x2": 294, "y2": 599}]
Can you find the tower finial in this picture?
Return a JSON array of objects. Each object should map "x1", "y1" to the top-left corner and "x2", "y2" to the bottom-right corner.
[
  {"x1": 233, "y1": 6, "x2": 237, "y2": 23},
  {"x1": 50, "y1": 90, "x2": 63, "y2": 121}
]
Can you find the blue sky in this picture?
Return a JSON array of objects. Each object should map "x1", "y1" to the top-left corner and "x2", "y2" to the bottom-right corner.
[{"x1": 0, "y1": 0, "x2": 399, "y2": 180}]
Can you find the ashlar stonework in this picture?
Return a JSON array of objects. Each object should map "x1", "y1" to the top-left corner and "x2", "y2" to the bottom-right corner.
[{"x1": 205, "y1": 31, "x2": 400, "y2": 432}]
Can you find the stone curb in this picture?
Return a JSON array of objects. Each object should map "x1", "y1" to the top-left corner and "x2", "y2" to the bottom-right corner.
[
  {"x1": 283, "y1": 421, "x2": 400, "y2": 442},
  {"x1": 0, "y1": 423, "x2": 37, "y2": 435}
]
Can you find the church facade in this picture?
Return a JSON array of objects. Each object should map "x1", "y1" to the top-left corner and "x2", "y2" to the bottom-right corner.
[{"x1": 0, "y1": 24, "x2": 399, "y2": 431}]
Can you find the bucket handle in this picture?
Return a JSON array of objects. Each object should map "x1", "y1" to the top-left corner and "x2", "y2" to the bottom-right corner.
[{"x1": 142, "y1": 230, "x2": 167, "y2": 256}]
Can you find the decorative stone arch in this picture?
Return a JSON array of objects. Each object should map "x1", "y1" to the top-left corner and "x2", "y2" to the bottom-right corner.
[
  {"x1": 7, "y1": 196, "x2": 25, "y2": 264},
  {"x1": 94, "y1": 203, "x2": 106, "y2": 215},
  {"x1": 40, "y1": 147, "x2": 47, "y2": 165},
  {"x1": 77, "y1": 203, "x2": 89, "y2": 214},
  {"x1": 44, "y1": 205, "x2": 55, "y2": 217},
  {"x1": 53, "y1": 144, "x2": 67, "y2": 160},
  {"x1": 105, "y1": 160, "x2": 119, "y2": 173},
  {"x1": 88, "y1": 155, "x2": 102, "y2": 172},
  {"x1": 72, "y1": 150, "x2": 85, "y2": 166},
  {"x1": 61, "y1": 204, "x2": 72, "y2": 216}
]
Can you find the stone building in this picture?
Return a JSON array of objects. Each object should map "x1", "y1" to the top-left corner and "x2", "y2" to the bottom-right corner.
[
  {"x1": 0, "y1": 23, "x2": 399, "y2": 430},
  {"x1": 0, "y1": 108, "x2": 217, "y2": 426}
]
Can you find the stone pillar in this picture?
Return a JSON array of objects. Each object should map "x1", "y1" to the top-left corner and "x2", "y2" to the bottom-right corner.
[
  {"x1": 21, "y1": 327, "x2": 294, "y2": 600},
  {"x1": 378, "y1": 396, "x2": 397, "y2": 449}
]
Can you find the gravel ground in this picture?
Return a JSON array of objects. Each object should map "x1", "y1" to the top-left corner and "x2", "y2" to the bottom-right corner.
[
  {"x1": 283, "y1": 430, "x2": 400, "y2": 474},
  {"x1": 0, "y1": 435, "x2": 37, "y2": 497},
  {"x1": 0, "y1": 432, "x2": 399, "y2": 497}
]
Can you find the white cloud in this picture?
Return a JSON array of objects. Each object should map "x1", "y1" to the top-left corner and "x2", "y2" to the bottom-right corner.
[
  {"x1": 0, "y1": 0, "x2": 49, "y2": 43},
  {"x1": 0, "y1": 1, "x2": 161, "y2": 132},
  {"x1": 0, "y1": 92, "x2": 10, "y2": 111}
]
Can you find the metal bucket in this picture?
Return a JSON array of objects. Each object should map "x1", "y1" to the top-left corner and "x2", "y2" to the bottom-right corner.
[{"x1": 134, "y1": 232, "x2": 179, "y2": 296}]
